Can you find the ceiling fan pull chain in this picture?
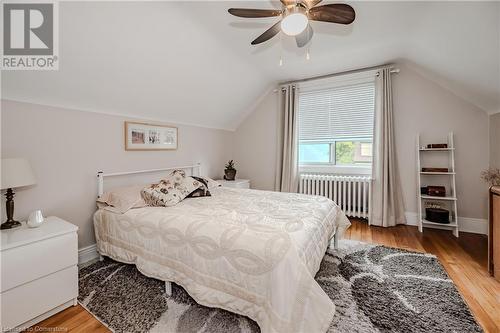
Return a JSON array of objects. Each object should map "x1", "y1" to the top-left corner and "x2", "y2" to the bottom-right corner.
[
  {"x1": 306, "y1": 47, "x2": 311, "y2": 60},
  {"x1": 279, "y1": 32, "x2": 284, "y2": 67}
]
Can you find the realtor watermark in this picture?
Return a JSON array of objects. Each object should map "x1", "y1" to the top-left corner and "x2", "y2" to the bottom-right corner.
[
  {"x1": 1, "y1": 0, "x2": 59, "y2": 70},
  {"x1": 2, "y1": 326, "x2": 67, "y2": 332}
]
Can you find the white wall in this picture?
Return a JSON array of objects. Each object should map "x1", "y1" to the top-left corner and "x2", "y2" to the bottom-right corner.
[
  {"x1": 233, "y1": 63, "x2": 490, "y2": 221},
  {"x1": 1, "y1": 100, "x2": 233, "y2": 248},
  {"x1": 393, "y1": 63, "x2": 489, "y2": 219},
  {"x1": 232, "y1": 91, "x2": 279, "y2": 191},
  {"x1": 490, "y1": 113, "x2": 500, "y2": 168}
]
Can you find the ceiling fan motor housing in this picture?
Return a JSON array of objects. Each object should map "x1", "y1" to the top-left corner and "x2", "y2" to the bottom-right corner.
[{"x1": 283, "y1": 3, "x2": 308, "y2": 17}]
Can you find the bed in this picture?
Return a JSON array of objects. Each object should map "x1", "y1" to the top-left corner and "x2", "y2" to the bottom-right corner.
[{"x1": 93, "y1": 165, "x2": 351, "y2": 333}]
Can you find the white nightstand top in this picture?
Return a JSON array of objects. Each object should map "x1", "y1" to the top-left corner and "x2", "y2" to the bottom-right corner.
[
  {"x1": 217, "y1": 179, "x2": 250, "y2": 184},
  {"x1": 1, "y1": 216, "x2": 78, "y2": 251},
  {"x1": 216, "y1": 179, "x2": 251, "y2": 189}
]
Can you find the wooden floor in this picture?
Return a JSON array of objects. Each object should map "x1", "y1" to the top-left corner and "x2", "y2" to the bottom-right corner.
[{"x1": 27, "y1": 220, "x2": 500, "y2": 333}]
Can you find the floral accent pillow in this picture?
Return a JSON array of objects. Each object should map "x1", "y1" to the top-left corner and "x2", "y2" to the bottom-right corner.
[
  {"x1": 141, "y1": 170, "x2": 204, "y2": 207},
  {"x1": 186, "y1": 176, "x2": 211, "y2": 198}
]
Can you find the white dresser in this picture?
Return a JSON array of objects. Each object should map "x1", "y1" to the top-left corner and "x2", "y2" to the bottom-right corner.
[
  {"x1": 217, "y1": 179, "x2": 251, "y2": 189},
  {"x1": 1, "y1": 216, "x2": 78, "y2": 331}
]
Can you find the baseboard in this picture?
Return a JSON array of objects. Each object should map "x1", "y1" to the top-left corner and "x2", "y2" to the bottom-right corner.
[
  {"x1": 405, "y1": 212, "x2": 488, "y2": 235},
  {"x1": 78, "y1": 243, "x2": 99, "y2": 264}
]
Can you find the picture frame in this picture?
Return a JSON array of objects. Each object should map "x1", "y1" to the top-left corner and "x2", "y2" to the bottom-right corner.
[{"x1": 124, "y1": 121, "x2": 178, "y2": 151}]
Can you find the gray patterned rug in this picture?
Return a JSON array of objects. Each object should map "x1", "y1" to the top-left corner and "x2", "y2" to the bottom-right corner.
[{"x1": 78, "y1": 241, "x2": 482, "y2": 333}]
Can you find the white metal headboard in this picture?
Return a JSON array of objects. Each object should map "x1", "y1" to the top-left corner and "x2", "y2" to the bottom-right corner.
[{"x1": 97, "y1": 163, "x2": 202, "y2": 198}]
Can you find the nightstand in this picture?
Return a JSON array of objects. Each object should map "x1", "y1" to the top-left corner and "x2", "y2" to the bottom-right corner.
[
  {"x1": 1, "y1": 216, "x2": 78, "y2": 331},
  {"x1": 217, "y1": 179, "x2": 251, "y2": 189}
]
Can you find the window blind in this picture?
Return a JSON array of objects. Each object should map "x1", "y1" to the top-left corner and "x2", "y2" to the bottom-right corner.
[{"x1": 298, "y1": 81, "x2": 375, "y2": 142}]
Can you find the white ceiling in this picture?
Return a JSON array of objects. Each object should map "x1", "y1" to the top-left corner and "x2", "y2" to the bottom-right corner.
[{"x1": 2, "y1": 1, "x2": 499, "y2": 130}]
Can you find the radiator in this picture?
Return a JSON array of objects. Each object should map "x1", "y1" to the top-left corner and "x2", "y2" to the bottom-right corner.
[{"x1": 299, "y1": 174, "x2": 372, "y2": 219}]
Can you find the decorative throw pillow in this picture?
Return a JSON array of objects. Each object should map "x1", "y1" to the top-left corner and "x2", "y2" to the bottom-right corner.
[
  {"x1": 141, "y1": 170, "x2": 204, "y2": 207},
  {"x1": 186, "y1": 176, "x2": 211, "y2": 198},
  {"x1": 202, "y1": 176, "x2": 222, "y2": 189}
]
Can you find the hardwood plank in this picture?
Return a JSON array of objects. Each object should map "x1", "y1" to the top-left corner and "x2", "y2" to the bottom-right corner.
[
  {"x1": 360, "y1": 219, "x2": 373, "y2": 243},
  {"x1": 25, "y1": 305, "x2": 108, "y2": 332},
  {"x1": 25, "y1": 219, "x2": 499, "y2": 333},
  {"x1": 369, "y1": 224, "x2": 385, "y2": 246},
  {"x1": 36, "y1": 304, "x2": 81, "y2": 327},
  {"x1": 349, "y1": 219, "x2": 363, "y2": 241},
  {"x1": 393, "y1": 225, "x2": 413, "y2": 250}
]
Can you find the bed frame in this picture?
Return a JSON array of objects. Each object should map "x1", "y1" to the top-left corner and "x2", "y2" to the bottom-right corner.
[
  {"x1": 97, "y1": 163, "x2": 202, "y2": 198},
  {"x1": 96, "y1": 163, "x2": 202, "y2": 295}
]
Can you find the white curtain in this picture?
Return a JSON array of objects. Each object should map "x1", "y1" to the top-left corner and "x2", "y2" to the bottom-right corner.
[
  {"x1": 370, "y1": 68, "x2": 406, "y2": 227},
  {"x1": 275, "y1": 84, "x2": 299, "y2": 193}
]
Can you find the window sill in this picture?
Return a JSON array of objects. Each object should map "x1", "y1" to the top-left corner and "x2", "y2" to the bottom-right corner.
[{"x1": 299, "y1": 165, "x2": 372, "y2": 176}]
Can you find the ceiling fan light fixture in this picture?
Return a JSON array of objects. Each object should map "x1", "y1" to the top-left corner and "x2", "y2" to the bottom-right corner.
[{"x1": 280, "y1": 7, "x2": 308, "y2": 36}]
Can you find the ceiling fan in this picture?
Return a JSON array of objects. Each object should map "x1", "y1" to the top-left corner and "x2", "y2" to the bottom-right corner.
[{"x1": 228, "y1": 1, "x2": 355, "y2": 48}]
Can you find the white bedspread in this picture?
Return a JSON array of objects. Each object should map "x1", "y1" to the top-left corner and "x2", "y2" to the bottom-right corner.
[{"x1": 93, "y1": 187, "x2": 350, "y2": 333}]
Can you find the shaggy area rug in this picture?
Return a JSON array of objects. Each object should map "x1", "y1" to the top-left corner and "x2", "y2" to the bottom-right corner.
[{"x1": 78, "y1": 242, "x2": 482, "y2": 333}]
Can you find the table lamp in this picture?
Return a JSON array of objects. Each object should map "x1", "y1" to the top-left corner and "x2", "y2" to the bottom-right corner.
[{"x1": 1, "y1": 158, "x2": 36, "y2": 230}]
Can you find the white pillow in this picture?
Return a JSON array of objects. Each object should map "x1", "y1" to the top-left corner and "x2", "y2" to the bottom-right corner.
[{"x1": 97, "y1": 185, "x2": 147, "y2": 213}]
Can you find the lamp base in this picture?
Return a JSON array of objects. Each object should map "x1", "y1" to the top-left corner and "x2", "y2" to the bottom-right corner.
[
  {"x1": 2, "y1": 188, "x2": 21, "y2": 230},
  {"x1": 1, "y1": 220, "x2": 22, "y2": 230}
]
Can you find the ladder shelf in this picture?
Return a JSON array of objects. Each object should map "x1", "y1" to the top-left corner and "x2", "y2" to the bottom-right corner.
[{"x1": 416, "y1": 132, "x2": 459, "y2": 237}]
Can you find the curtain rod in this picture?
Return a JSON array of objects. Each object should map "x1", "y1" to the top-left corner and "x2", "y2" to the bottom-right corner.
[
  {"x1": 376, "y1": 68, "x2": 400, "y2": 76},
  {"x1": 276, "y1": 64, "x2": 400, "y2": 91}
]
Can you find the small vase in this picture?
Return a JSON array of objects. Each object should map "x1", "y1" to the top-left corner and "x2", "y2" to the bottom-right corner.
[{"x1": 27, "y1": 210, "x2": 44, "y2": 228}]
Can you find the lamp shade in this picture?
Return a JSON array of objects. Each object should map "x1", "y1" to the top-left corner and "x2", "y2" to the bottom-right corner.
[{"x1": 1, "y1": 158, "x2": 36, "y2": 190}]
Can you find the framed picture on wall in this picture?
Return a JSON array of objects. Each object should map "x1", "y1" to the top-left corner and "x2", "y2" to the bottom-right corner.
[{"x1": 124, "y1": 121, "x2": 178, "y2": 151}]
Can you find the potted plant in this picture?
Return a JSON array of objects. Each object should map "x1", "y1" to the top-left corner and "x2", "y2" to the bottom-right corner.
[
  {"x1": 224, "y1": 160, "x2": 237, "y2": 181},
  {"x1": 481, "y1": 168, "x2": 500, "y2": 186}
]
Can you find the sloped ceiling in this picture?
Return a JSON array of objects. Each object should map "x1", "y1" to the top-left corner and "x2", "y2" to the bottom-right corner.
[{"x1": 2, "y1": 1, "x2": 499, "y2": 130}]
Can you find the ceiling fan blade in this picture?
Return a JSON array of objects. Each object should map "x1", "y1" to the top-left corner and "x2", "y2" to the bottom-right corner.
[
  {"x1": 308, "y1": 4, "x2": 355, "y2": 24},
  {"x1": 296, "y1": 24, "x2": 313, "y2": 48},
  {"x1": 304, "y1": 0, "x2": 322, "y2": 9},
  {"x1": 228, "y1": 8, "x2": 282, "y2": 18},
  {"x1": 251, "y1": 20, "x2": 282, "y2": 45}
]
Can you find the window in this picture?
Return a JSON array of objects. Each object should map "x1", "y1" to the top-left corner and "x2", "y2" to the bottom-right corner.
[
  {"x1": 336, "y1": 140, "x2": 373, "y2": 165},
  {"x1": 299, "y1": 143, "x2": 330, "y2": 163},
  {"x1": 298, "y1": 78, "x2": 375, "y2": 173}
]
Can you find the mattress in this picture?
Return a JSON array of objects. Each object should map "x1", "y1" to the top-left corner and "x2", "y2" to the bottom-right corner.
[{"x1": 94, "y1": 187, "x2": 351, "y2": 333}]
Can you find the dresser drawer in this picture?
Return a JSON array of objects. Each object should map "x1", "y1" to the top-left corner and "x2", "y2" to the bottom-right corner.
[
  {"x1": 1, "y1": 232, "x2": 77, "y2": 292},
  {"x1": 0, "y1": 265, "x2": 78, "y2": 330},
  {"x1": 492, "y1": 194, "x2": 500, "y2": 280}
]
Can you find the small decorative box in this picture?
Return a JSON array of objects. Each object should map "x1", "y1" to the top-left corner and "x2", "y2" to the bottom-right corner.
[
  {"x1": 427, "y1": 143, "x2": 448, "y2": 149},
  {"x1": 422, "y1": 167, "x2": 449, "y2": 173},
  {"x1": 427, "y1": 186, "x2": 446, "y2": 197},
  {"x1": 426, "y1": 208, "x2": 450, "y2": 224}
]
